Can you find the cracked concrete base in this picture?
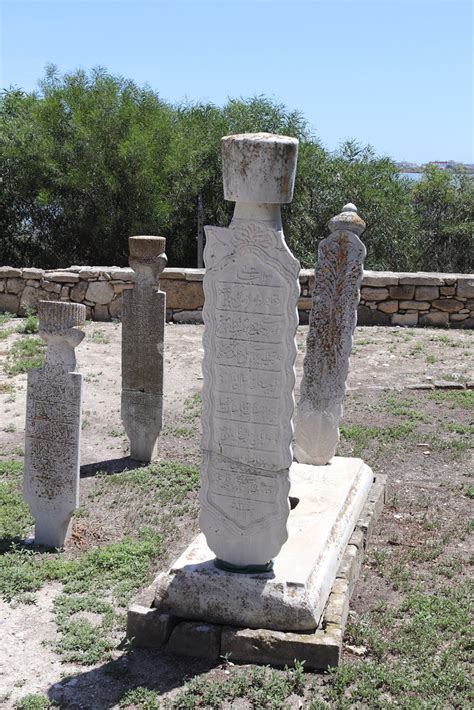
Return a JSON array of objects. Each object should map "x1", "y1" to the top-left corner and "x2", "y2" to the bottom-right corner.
[{"x1": 127, "y1": 472, "x2": 386, "y2": 670}]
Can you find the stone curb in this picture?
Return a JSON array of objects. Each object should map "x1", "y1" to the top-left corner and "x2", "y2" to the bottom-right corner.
[{"x1": 126, "y1": 473, "x2": 387, "y2": 670}]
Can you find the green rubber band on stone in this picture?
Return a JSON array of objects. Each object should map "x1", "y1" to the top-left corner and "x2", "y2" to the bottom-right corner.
[{"x1": 214, "y1": 558, "x2": 274, "y2": 574}]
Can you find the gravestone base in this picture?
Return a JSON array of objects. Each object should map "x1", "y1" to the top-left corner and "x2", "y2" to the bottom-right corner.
[{"x1": 127, "y1": 466, "x2": 386, "y2": 669}]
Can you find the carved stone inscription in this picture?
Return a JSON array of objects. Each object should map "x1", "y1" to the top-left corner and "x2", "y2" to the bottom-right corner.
[
  {"x1": 200, "y1": 224, "x2": 300, "y2": 566},
  {"x1": 122, "y1": 288, "x2": 165, "y2": 394},
  {"x1": 24, "y1": 368, "x2": 82, "y2": 545}
]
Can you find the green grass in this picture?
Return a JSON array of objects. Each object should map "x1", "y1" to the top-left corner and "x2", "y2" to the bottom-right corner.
[
  {"x1": 378, "y1": 392, "x2": 430, "y2": 421},
  {"x1": 121, "y1": 662, "x2": 306, "y2": 709},
  {"x1": 16, "y1": 309, "x2": 39, "y2": 335},
  {"x1": 15, "y1": 695, "x2": 56, "y2": 710},
  {"x1": 0, "y1": 382, "x2": 15, "y2": 394},
  {"x1": 182, "y1": 390, "x2": 202, "y2": 422},
  {"x1": 339, "y1": 422, "x2": 416, "y2": 457},
  {"x1": 4, "y1": 337, "x2": 46, "y2": 376},
  {"x1": 428, "y1": 390, "x2": 474, "y2": 410},
  {"x1": 52, "y1": 594, "x2": 118, "y2": 664},
  {"x1": 0, "y1": 479, "x2": 34, "y2": 549},
  {"x1": 90, "y1": 329, "x2": 110, "y2": 344}
]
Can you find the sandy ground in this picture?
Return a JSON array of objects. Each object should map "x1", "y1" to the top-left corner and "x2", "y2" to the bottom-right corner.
[{"x1": 0, "y1": 321, "x2": 472, "y2": 708}]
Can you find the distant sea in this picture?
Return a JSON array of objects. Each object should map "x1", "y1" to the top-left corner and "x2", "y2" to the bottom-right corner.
[{"x1": 399, "y1": 172, "x2": 423, "y2": 182}]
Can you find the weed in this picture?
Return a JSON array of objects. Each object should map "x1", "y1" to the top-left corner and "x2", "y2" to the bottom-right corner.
[
  {"x1": 4, "y1": 337, "x2": 46, "y2": 376},
  {"x1": 108, "y1": 429, "x2": 125, "y2": 438},
  {"x1": 52, "y1": 594, "x2": 117, "y2": 664},
  {"x1": 15, "y1": 695, "x2": 56, "y2": 710},
  {"x1": 426, "y1": 353, "x2": 436, "y2": 364},
  {"x1": 182, "y1": 390, "x2": 202, "y2": 422},
  {"x1": 3, "y1": 422, "x2": 16, "y2": 433},
  {"x1": 0, "y1": 382, "x2": 15, "y2": 394},
  {"x1": 409, "y1": 342, "x2": 425, "y2": 356},
  {"x1": 379, "y1": 392, "x2": 430, "y2": 421},
  {"x1": 340, "y1": 422, "x2": 415, "y2": 457},
  {"x1": 90, "y1": 329, "x2": 110, "y2": 345},
  {"x1": 465, "y1": 486, "x2": 474, "y2": 499},
  {"x1": 428, "y1": 390, "x2": 474, "y2": 410},
  {"x1": 16, "y1": 309, "x2": 39, "y2": 335}
]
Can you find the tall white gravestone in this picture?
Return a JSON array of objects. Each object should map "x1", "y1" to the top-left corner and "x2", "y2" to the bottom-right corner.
[
  {"x1": 24, "y1": 300, "x2": 86, "y2": 547},
  {"x1": 294, "y1": 204, "x2": 366, "y2": 465},
  {"x1": 200, "y1": 133, "x2": 300, "y2": 569},
  {"x1": 121, "y1": 236, "x2": 167, "y2": 462}
]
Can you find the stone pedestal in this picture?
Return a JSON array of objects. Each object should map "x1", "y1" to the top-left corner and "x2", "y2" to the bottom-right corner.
[
  {"x1": 121, "y1": 236, "x2": 167, "y2": 462},
  {"x1": 24, "y1": 300, "x2": 86, "y2": 548},
  {"x1": 200, "y1": 133, "x2": 300, "y2": 568},
  {"x1": 154, "y1": 458, "x2": 373, "y2": 631},
  {"x1": 294, "y1": 204, "x2": 366, "y2": 465}
]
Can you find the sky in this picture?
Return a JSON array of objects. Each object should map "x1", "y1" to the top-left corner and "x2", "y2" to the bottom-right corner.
[{"x1": 1, "y1": 0, "x2": 473, "y2": 164}]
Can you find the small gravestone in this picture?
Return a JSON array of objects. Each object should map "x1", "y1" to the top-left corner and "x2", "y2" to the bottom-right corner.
[
  {"x1": 121, "y1": 236, "x2": 167, "y2": 462},
  {"x1": 294, "y1": 204, "x2": 366, "y2": 465},
  {"x1": 24, "y1": 300, "x2": 86, "y2": 547}
]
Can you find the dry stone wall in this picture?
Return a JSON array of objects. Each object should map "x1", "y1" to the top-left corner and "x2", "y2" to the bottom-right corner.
[{"x1": 0, "y1": 266, "x2": 473, "y2": 328}]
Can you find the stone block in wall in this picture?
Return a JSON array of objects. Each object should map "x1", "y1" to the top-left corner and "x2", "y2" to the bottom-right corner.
[
  {"x1": 41, "y1": 280, "x2": 61, "y2": 294},
  {"x1": 25, "y1": 280, "x2": 40, "y2": 288},
  {"x1": 85, "y1": 281, "x2": 114, "y2": 305},
  {"x1": 71, "y1": 281, "x2": 88, "y2": 302},
  {"x1": 450, "y1": 313, "x2": 469, "y2": 321},
  {"x1": 160, "y1": 268, "x2": 186, "y2": 280},
  {"x1": 399, "y1": 273, "x2": 444, "y2": 286},
  {"x1": 46, "y1": 271, "x2": 80, "y2": 283},
  {"x1": 109, "y1": 297, "x2": 122, "y2": 318},
  {"x1": 392, "y1": 313, "x2": 418, "y2": 326},
  {"x1": 0, "y1": 267, "x2": 22, "y2": 278},
  {"x1": 399, "y1": 300, "x2": 430, "y2": 311},
  {"x1": 457, "y1": 318, "x2": 474, "y2": 329},
  {"x1": 161, "y1": 280, "x2": 204, "y2": 310},
  {"x1": 357, "y1": 305, "x2": 391, "y2": 326},
  {"x1": 362, "y1": 270, "x2": 399, "y2": 287},
  {"x1": 419, "y1": 312, "x2": 449, "y2": 327},
  {"x1": 93, "y1": 304, "x2": 110, "y2": 321},
  {"x1": 78, "y1": 268, "x2": 101, "y2": 280},
  {"x1": 360, "y1": 287, "x2": 389, "y2": 301},
  {"x1": 378, "y1": 300, "x2": 398, "y2": 314},
  {"x1": 184, "y1": 269, "x2": 205, "y2": 281},
  {"x1": 0, "y1": 293, "x2": 20, "y2": 313},
  {"x1": 415, "y1": 286, "x2": 439, "y2": 300},
  {"x1": 113, "y1": 283, "x2": 134, "y2": 294},
  {"x1": 60, "y1": 286, "x2": 70, "y2": 300},
  {"x1": 172, "y1": 310, "x2": 203, "y2": 324},
  {"x1": 20, "y1": 286, "x2": 52, "y2": 314},
  {"x1": 108, "y1": 267, "x2": 134, "y2": 280},
  {"x1": 432, "y1": 299, "x2": 463, "y2": 313},
  {"x1": 298, "y1": 297, "x2": 313, "y2": 310},
  {"x1": 22, "y1": 268, "x2": 44, "y2": 280},
  {"x1": 389, "y1": 284, "x2": 415, "y2": 299},
  {"x1": 440, "y1": 286, "x2": 455, "y2": 296},
  {"x1": 6, "y1": 278, "x2": 24, "y2": 294},
  {"x1": 457, "y1": 278, "x2": 474, "y2": 299},
  {"x1": 0, "y1": 282, "x2": 4, "y2": 292}
]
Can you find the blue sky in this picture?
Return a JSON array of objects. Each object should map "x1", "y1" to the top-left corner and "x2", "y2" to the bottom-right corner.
[{"x1": 1, "y1": 0, "x2": 473, "y2": 163}]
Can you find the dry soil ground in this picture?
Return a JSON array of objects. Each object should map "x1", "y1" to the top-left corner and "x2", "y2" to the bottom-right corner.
[{"x1": 0, "y1": 318, "x2": 472, "y2": 709}]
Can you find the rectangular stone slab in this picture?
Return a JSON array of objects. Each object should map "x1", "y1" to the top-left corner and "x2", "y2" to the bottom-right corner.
[{"x1": 154, "y1": 457, "x2": 373, "y2": 631}]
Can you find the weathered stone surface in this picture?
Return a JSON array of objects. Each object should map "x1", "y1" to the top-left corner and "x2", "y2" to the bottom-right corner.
[
  {"x1": 457, "y1": 278, "x2": 474, "y2": 299},
  {"x1": 450, "y1": 313, "x2": 469, "y2": 321},
  {"x1": 20, "y1": 287, "x2": 51, "y2": 314},
  {"x1": 185, "y1": 269, "x2": 205, "y2": 281},
  {"x1": 112, "y1": 282, "x2": 134, "y2": 294},
  {"x1": 25, "y1": 279, "x2": 40, "y2": 288},
  {"x1": 167, "y1": 622, "x2": 221, "y2": 659},
  {"x1": 356, "y1": 305, "x2": 391, "y2": 326},
  {"x1": 399, "y1": 300, "x2": 430, "y2": 310},
  {"x1": 46, "y1": 271, "x2": 80, "y2": 283},
  {"x1": 221, "y1": 625, "x2": 341, "y2": 670},
  {"x1": 0, "y1": 281, "x2": 4, "y2": 292},
  {"x1": 415, "y1": 286, "x2": 439, "y2": 300},
  {"x1": 85, "y1": 281, "x2": 114, "y2": 305},
  {"x1": 108, "y1": 297, "x2": 122, "y2": 318},
  {"x1": 60, "y1": 286, "x2": 70, "y2": 300},
  {"x1": 389, "y1": 284, "x2": 415, "y2": 299},
  {"x1": 440, "y1": 286, "x2": 456, "y2": 295},
  {"x1": 377, "y1": 300, "x2": 398, "y2": 314},
  {"x1": 456, "y1": 317, "x2": 474, "y2": 329},
  {"x1": 24, "y1": 301, "x2": 86, "y2": 548},
  {"x1": 160, "y1": 280, "x2": 204, "y2": 310},
  {"x1": 432, "y1": 299, "x2": 463, "y2": 313},
  {"x1": 78, "y1": 268, "x2": 101, "y2": 280},
  {"x1": 419, "y1": 311, "x2": 449, "y2": 326},
  {"x1": 200, "y1": 133, "x2": 300, "y2": 567},
  {"x1": 22, "y1": 268, "x2": 44, "y2": 280},
  {"x1": 160, "y1": 267, "x2": 186, "y2": 280},
  {"x1": 155, "y1": 459, "x2": 373, "y2": 631},
  {"x1": 399, "y1": 273, "x2": 445, "y2": 286},
  {"x1": 0, "y1": 293, "x2": 20, "y2": 313},
  {"x1": 122, "y1": 236, "x2": 167, "y2": 462},
  {"x1": 108, "y1": 267, "x2": 134, "y2": 280},
  {"x1": 70, "y1": 281, "x2": 88, "y2": 303},
  {"x1": 42, "y1": 281, "x2": 61, "y2": 294},
  {"x1": 324, "y1": 578, "x2": 350, "y2": 628},
  {"x1": 0, "y1": 267, "x2": 22, "y2": 278},
  {"x1": 294, "y1": 204, "x2": 366, "y2": 465},
  {"x1": 172, "y1": 309, "x2": 203, "y2": 324},
  {"x1": 6, "y1": 278, "x2": 24, "y2": 294},
  {"x1": 360, "y1": 287, "x2": 389, "y2": 301},
  {"x1": 392, "y1": 313, "x2": 418, "y2": 326},
  {"x1": 93, "y1": 304, "x2": 110, "y2": 321},
  {"x1": 362, "y1": 270, "x2": 399, "y2": 287},
  {"x1": 127, "y1": 606, "x2": 175, "y2": 648}
]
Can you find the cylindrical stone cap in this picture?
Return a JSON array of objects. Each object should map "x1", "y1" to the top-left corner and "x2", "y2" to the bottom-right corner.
[
  {"x1": 38, "y1": 301, "x2": 86, "y2": 332},
  {"x1": 129, "y1": 236, "x2": 166, "y2": 258},
  {"x1": 328, "y1": 203, "x2": 366, "y2": 236},
  {"x1": 221, "y1": 132, "x2": 299, "y2": 204}
]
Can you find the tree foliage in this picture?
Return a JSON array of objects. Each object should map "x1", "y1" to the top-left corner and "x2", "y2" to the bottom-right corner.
[{"x1": 1, "y1": 67, "x2": 472, "y2": 272}]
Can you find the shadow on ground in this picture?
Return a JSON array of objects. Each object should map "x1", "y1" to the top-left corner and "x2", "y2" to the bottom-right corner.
[
  {"x1": 80, "y1": 457, "x2": 148, "y2": 478},
  {"x1": 47, "y1": 649, "x2": 216, "y2": 709}
]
